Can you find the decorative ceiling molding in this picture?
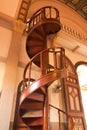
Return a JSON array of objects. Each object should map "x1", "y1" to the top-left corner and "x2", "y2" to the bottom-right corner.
[
  {"x1": 61, "y1": 24, "x2": 87, "y2": 42},
  {"x1": 17, "y1": 0, "x2": 87, "y2": 24},
  {"x1": 17, "y1": 0, "x2": 32, "y2": 22}
]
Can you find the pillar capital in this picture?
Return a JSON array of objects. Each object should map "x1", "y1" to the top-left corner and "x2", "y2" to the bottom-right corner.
[{"x1": 13, "y1": 20, "x2": 26, "y2": 34}]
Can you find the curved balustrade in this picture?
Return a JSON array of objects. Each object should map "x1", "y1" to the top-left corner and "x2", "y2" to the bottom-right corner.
[
  {"x1": 22, "y1": 47, "x2": 65, "y2": 89},
  {"x1": 49, "y1": 104, "x2": 74, "y2": 130},
  {"x1": 26, "y1": 6, "x2": 61, "y2": 32},
  {"x1": 16, "y1": 5, "x2": 86, "y2": 130},
  {"x1": 15, "y1": 104, "x2": 74, "y2": 130},
  {"x1": 18, "y1": 6, "x2": 72, "y2": 130}
]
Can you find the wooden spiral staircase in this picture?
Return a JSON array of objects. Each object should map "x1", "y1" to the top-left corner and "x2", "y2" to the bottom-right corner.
[
  {"x1": 26, "y1": 6, "x2": 61, "y2": 66},
  {"x1": 14, "y1": 6, "x2": 76, "y2": 130}
]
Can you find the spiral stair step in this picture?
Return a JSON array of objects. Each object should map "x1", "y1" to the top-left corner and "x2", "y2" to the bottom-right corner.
[
  {"x1": 26, "y1": 28, "x2": 46, "y2": 62},
  {"x1": 23, "y1": 117, "x2": 43, "y2": 126},
  {"x1": 22, "y1": 110, "x2": 43, "y2": 118},
  {"x1": 27, "y1": 46, "x2": 44, "y2": 55},
  {"x1": 20, "y1": 94, "x2": 44, "y2": 128},
  {"x1": 32, "y1": 30, "x2": 45, "y2": 41},
  {"x1": 27, "y1": 39, "x2": 44, "y2": 47},
  {"x1": 27, "y1": 92, "x2": 44, "y2": 102},
  {"x1": 20, "y1": 100, "x2": 44, "y2": 111},
  {"x1": 25, "y1": 118, "x2": 43, "y2": 126}
]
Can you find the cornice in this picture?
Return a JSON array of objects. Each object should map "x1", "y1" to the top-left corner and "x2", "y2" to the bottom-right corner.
[
  {"x1": 61, "y1": 24, "x2": 87, "y2": 43},
  {"x1": 0, "y1": 56, "x2": 40, "y2": 72},
  {"x1": 0, "y1": 12, "x2": 14, "y2": 30},
  {"x1": 0, "y1": 12, "x2": 26, "y2": 34}
]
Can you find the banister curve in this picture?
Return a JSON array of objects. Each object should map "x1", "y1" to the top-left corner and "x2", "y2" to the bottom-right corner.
[
  {"x1": 31, "y1": 6, "x2": 59, "y2": 19},
  {"x1": 23, "y1": 47, "x2": 65, "y2": 88},
  {"x1": 49, "y1": 104, "x2": 75, "y2": 130},
  {"x1": 26, "y1": 6, "x2": 61, "y2": 33},
  {"x1": 20, "y1": 68, "x2": 66, "y2": 105}
]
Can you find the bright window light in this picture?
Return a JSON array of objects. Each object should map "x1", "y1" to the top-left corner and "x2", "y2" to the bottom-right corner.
[{"x1": 77, "y1": 65, "x2": 87, "y2": 124}]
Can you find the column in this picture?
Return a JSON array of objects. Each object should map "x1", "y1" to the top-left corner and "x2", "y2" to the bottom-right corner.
[{"x1": 0, "y1": 20, "x2": 26, "y2": 130}]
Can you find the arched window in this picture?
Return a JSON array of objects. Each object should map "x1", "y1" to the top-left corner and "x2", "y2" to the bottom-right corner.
[{"x1": 75, "y1": 62, "x2": 87, "y2": 124}]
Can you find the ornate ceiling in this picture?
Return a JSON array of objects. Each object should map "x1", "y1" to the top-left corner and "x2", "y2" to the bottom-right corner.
[
  {"x1": 17, "y1": 0, "x2": 87, "y2": 23},
  {"x1": 58, "y1": 0, "x2": 87, "y2": 20}
]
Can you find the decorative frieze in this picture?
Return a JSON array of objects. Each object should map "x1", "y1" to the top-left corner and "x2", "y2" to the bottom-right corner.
[
  {"x1": 17, "y1": 0, "x2": 32, "y2": 22},
  {"x1": 61, "y1": 24, "x2": 87, "y2": 42}
]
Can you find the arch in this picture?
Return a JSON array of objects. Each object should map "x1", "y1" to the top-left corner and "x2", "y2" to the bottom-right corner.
[
  {"x1": 75, "y1": 61, "x2": 87, "y2": 69},
  {"x1": 75, "y1": 61, "x2": 87, "y2": 124}
]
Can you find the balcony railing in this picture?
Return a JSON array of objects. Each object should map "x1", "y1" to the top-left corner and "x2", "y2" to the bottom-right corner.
[{"x1": 26, "y1": 6, "x2": 61, "y2": 32}]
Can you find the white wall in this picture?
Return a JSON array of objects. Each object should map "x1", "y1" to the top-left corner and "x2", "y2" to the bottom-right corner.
[{"x1": 0, "y1": 27, "x2": 12, "y2": 91}]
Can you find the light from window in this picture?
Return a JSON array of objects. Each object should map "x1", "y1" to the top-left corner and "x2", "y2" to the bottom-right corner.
[{"x1": 77, "y1": 65, "x2": 87, "y2": 124}]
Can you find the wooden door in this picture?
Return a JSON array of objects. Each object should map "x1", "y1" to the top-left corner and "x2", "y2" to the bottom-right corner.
[{"x1": 63, "y1": 56, "x2": 86, "y2": 130}]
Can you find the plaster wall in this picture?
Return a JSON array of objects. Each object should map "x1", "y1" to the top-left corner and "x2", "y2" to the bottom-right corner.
[{"x1": 0, "y1": 0, "x2": 20, "y2": 18}]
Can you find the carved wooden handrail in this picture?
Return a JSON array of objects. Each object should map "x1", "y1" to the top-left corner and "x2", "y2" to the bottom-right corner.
[
  {"x1": 23, "y1": 47, "x2": 65, "y2": 90},
  {"x1": 49, "y1": 104, "x2": 74, "y2": 130},
  {"x1": 26, "y1": 6, "x2": 61, "y2": 32}
]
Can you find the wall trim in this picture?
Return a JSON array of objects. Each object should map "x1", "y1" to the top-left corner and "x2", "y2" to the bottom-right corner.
[
  {"x1": 0, "y1": 56, "x2": 39, "y2": 72},
  {"x1": 0, "y1": 12, "x2": 14, "y2": 30}
]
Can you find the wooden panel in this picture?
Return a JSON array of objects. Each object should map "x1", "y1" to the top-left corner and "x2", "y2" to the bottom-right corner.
[
  {"x1": 68, "y1": 86, "x2": 81, "y2": 111},
  {"x1": 63, "y1": 56, "x2": 86, "y2": 130}
]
